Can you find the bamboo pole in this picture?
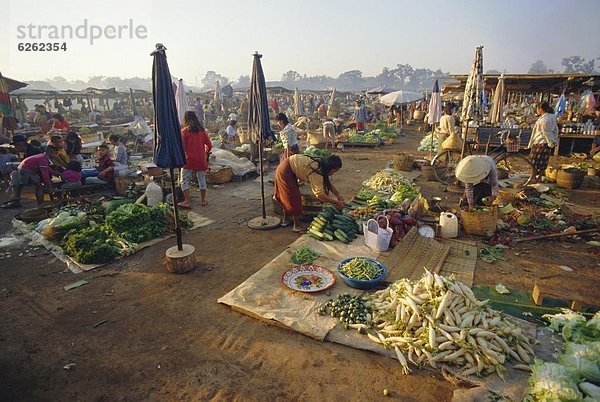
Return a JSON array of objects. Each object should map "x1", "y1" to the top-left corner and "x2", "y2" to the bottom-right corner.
[{"x1": 512, "y1": 227, "x2": 600, "y2": 243}]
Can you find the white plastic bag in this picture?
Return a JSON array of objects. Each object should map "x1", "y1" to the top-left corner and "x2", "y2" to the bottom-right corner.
[{"x1": 363, "y1": 217, "x2": 393, "y2": 252}]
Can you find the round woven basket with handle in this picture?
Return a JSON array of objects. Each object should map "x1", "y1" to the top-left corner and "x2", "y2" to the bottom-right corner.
[
  {"x1": 393, "y1": 153, "x2": 414, "y2": 171},
  {"x1": 460, "y1": 205, "x2": 498, "y2": 236},
  {"x1": 206, "y1": 166, "x2": 234, "y2": 184}
]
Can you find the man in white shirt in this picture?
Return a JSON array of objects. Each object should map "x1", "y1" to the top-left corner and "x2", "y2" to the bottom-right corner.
[
  {"x1": 222, "y1": 121, "x2": 238, "y2": 147},
  {"x1": 228, "y1": 112, "x2": 238, "y2": 123}
]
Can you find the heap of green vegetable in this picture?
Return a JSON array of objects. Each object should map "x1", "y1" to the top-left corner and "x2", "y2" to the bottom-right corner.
[
  {"x1": 60, "y1": 202, "x2": 193, "y2": 265},
  {"x1": 290, "y1": 246, "x2": 320, "y2": 265},
  {"x1": 363, "y1": 168, "x2": 412, "y2": 195},
  {"x1": 64, "y1": 225, "x2": 132, "y2": 264},
  {"x1": 105, "y1": 203, "x2": 167, "y2": 243},
  {"x1": 527, "y1": 310, "x2": 600, "y2": 401},
  {"x1": 340, "y1": 257, "x2": 384, "y2": 281},
  {"x1": 303, "y1": 146, "x2": 332, "y2": 159},
  {"x1": 389, "y1": 182, "x2": 420, "y2": 203},
  {"x1": 307, "y1": 205, "x2": 361, "y2": 244},
  {"x1": 317, "y1": 294, "x2": 373, "y2": 328},
  {"x1": 479, "y1": 246, "x2": 508, "y2": 264}
]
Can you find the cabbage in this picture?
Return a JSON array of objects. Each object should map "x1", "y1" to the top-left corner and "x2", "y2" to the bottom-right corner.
[
  {"x1": 528, "y1": 360, "x2": 583, "y2": 401},
  {"x1": 567, "y1": 342, "x2": 600, "y2": 365},
  {"x1": 559, "y1": 354, "x2": 600, "y2": 384},
  {"x1": 579, "y1": 382, "x2": 600, "y2": 400},
  {"x1": 544, "y1": 309, "x2": 599, "y2": 343}
]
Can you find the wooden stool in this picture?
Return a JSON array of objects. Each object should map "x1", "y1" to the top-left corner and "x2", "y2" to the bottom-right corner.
[{"x1": 532, "y1": 282, "x2": 589, "y2": 310}]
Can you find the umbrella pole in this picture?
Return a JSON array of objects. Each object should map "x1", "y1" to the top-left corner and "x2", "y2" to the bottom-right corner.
[
  {"x1": 429, "y1": 123, "x2": 435, "y2": 159},
  {"x1": 485, "y1": 125, "x2": 494, "y2": 155},
  {"x1": 169, "y1": 168, "x2": 183, "y2": 251},
  {"x1": 258, "y1": 135, "x2": 267, "y2": 220}
]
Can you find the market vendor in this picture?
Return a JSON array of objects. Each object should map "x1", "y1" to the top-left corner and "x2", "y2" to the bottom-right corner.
[
  {"x1": 527, "y1": 102, "x2": 558, "y2": 184},
  {"x1": 11, "y1": 135, "x2": 42, "y2": 158},
  {"x1": 50, "y1": 113, "x2": 71, "y2": 133},
  {"x1": 3, "y1": 145, "x2": 59, "y2": 207},
  {"x1": 221, "y1": 120, "x2": 238, "y2": 147},
  {"x1": 275, "y1": 113, "x2": 299, "y2": 158},
  {"x1": 48, "y1": 135, "x2": 71, "y2": 171},
  {"x1": 437, "y1": 106, "x2": 457, "y2": 143},
  {"x1": 85, "y1": 144, "x2": 114, "y2": 185},
  {"x1": 65, "y1": 131, "x2": 83, "y2": 163},
  {"x1": 352, "y1": 100, "x2": 367, "y2": 131},
  {"x1": 322, "y1": 119, "x2": 336, "y2": 149},
  {"x1": 108, "y1": 134, "x2": 129, "y2": 166},
  {"x1": 274, "y1": 154, "x2": 344, "y2": 233},
  {"x1": 455, "y1": 155, "x2": 499, "y2": 210}
]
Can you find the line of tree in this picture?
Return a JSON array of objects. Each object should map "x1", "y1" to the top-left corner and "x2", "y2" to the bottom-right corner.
[{"x1": 22, "y1": 55, "x2": 600, "y2": 93}]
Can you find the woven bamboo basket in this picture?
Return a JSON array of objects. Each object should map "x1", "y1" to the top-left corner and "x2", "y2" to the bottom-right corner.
[
  {"x1": 393, "y1": 154, "x2": 414, "y2": 171},
  {"x1": 20, "y1": 208, "x2": 49, "y2": 223},
  {"x1": 460, "y1": 205, "x2": 498, "y2": 236},
  {"x1": 206, "y1": 166, "x2": 234, "y2": 184},
  {"x1": 545, "y1": 166, "x2": 557, "y2": 182},
  {"x1": 556, "y1": 169, "x2": 585, "y2": 189}
]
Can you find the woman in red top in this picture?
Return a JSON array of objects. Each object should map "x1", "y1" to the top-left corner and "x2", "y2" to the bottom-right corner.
[
  {"x1": 51, "y1": 113, "x2": 71, "y2": 133},
  {"x1": 179, "y1": 111, "x2": 212, "y2": 208}
]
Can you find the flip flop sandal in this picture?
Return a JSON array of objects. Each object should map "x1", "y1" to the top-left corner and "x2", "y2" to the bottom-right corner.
[
  {"x1": 279, "y1": 221, "x2": 290, "y2": 227},
  {"x1": 292, "y1": 228, "x2": 307, "y2": 234},
  {"x1": 0, "y1": 200, "x2": 21, "y2": 209}
]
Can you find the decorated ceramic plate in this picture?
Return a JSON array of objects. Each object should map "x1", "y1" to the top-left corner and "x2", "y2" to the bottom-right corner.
[{"x1": 282, "y1": 264, "x2": 336, "y2": 293}]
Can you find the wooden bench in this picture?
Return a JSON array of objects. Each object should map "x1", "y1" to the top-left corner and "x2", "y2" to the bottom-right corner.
[
  {"x1": 532, "y1": 282, "x2": 598, "y2": 311},
  {"x1": 49, "y1": 184, "x2": 112, "y2": 200}
]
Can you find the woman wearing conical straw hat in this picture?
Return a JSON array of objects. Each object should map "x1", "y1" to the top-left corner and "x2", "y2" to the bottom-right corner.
[{"x1": 455, "y1": 155, "x2": 499, "y2": 211}]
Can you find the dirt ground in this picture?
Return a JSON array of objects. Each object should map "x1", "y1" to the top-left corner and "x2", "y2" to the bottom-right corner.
[{"x1": 0, "y1": 127, "x2": 598, "y2": 401}]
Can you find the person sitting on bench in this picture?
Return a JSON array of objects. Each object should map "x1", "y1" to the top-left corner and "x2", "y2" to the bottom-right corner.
[{"x1": 85, "y1": 144, "x2": 114, "y2": 185}]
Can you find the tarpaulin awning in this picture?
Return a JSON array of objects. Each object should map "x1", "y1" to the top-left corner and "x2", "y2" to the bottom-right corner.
[{"x1": 367, "y1": 85, "x2": 394, "y2": 95}]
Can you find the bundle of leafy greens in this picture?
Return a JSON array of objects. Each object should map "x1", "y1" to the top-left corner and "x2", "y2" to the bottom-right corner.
[
  {"x1": 105, "y1": 203, "x2": 167, "y2": 243},
  {"x1": 64, "y1": 225, "x2": 129, "y2": 264},
  {"x1": 527, "y1": 361, "x2": 582, "y2": 401},
  {"x1": 526, "y1": 311, "x2": 600, "y2": 401},
  {"x1": 544, "y1": 310, "x2": 600, "y2": 343}
]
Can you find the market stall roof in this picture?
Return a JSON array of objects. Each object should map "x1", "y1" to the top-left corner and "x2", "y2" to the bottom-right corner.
[
  {"x1": 442, "y1": 73, "x2": 600, "y2": 97},
  {"x1": 366, "y1": 85, "x2": 395, "y2": 94},
  {"x1": 3, "y1": 76, "x2": 28, "y2": 92},
  {"x1": 10, "y1": 87, "x2": 151, "y2": 99}
]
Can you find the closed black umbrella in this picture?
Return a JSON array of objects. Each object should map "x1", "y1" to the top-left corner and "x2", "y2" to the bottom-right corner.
[
  {"x1": 247, "y1": 52, "x2": 280, "y2": 230},
  {"x1": 151, "y1": 43, "x2": 187, "y2": 250}
]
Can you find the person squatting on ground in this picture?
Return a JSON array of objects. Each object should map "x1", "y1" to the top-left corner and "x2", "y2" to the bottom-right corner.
[{"x1": 455, "y1": 155, "x2": 499, "y2": 210}]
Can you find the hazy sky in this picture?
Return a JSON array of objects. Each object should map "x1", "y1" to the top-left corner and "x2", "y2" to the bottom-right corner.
[{"x1": 2, "y1": 0, "x2": 599, "y2": 85}]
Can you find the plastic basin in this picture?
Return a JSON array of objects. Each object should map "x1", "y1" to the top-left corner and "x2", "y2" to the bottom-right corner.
[{"x1": 337, "y1": 257, "x2": 387, "y2": 290}]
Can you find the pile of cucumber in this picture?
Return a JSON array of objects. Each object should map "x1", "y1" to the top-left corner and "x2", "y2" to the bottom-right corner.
[{"x1": 307, "y1": 205, "x2": 361, "y2": 244}]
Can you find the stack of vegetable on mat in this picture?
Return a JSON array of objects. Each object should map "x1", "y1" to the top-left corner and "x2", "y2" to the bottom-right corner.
[
  {"x1": 527, "y1": 310, "x2": 600, "y2": 401},
  {"x1": 317, "y1": 270, "x2": 536, "y2": 378},
  {"x1": 308, "y1": 205, "x2": 361, "y2": 243}
]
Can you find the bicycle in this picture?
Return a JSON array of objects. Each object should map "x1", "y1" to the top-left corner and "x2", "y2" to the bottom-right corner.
[{"x1": 431, "y1": 128, "x2": 533, "y2": 186}]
